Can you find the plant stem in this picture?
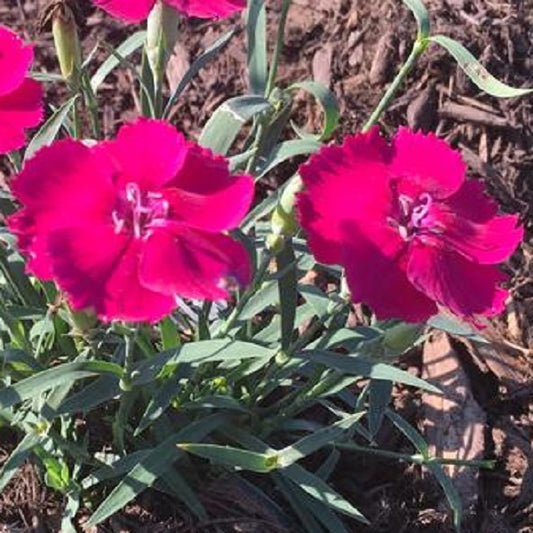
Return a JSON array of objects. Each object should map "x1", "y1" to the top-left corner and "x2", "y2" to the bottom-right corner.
[
  {"x1": 265, "y1": 0, "x2": 291, "y2": 96},
  {"x1": 114, "y1": 325, "x2": 139, "y2": 453},
  {"x1": 362, "y1": 38, "x2": 428, "y2": 132},
  {"x1": 336, "y1": 443, "x2": 495, "y2": 469}
]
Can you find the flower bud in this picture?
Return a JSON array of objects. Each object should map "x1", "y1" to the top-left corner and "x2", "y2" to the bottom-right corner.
[
  {"x1": 146, "y1": 1, "x2": 180, "y2": 86},
  {"x1": 43, "y1": 1, "x2": 82, "y2": 82},
  {"x1": 266, "y1": 176, "x2": 303, "y2": 254}
]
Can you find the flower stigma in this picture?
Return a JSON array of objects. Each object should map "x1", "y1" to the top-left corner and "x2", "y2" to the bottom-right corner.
[{"x1": 112, "y1": 182, "x2": 169, "y2": 238}]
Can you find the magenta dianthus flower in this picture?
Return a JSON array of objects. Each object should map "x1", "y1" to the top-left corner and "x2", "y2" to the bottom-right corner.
[
  {"x1": 9, "y1": 119, "x2": 254, "y2": 323},
  {"x1": 0, "y1": 25, "x2": 43, "y2": 154},
  {"x1": 94, "y1": 0, "x2": 246, "y2": 23},
  {"x1": 297, "y1": 127, "x2": 523, "y2": 323}
]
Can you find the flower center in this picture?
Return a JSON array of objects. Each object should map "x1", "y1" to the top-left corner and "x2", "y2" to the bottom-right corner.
[
  {"x1": 113, "y1": 182, "x2": 169, "y2": 238},
  {"x1": 390, "y1": 192, "x2": 433, "y2": 240}
]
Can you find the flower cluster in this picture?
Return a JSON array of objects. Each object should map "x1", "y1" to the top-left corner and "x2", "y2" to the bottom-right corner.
[
  {"x1": 9, "y1": 119, "x2": 254, "y2": 323},
  {"x1": 93, "y1": 0, "x2": 246, "y2": 23},
  {"x1": 1, "y1": 17, "x2": 524, "y2": 328},
  {"x1": 0, "y1": 25, "x2": 42, "y2": 154},
  {"x1": 297, "y1": 127, "x2": 523, "y2": 324}
]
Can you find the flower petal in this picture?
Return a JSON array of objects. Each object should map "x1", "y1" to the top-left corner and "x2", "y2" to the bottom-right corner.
[
  {"x1": 8, "y1": 140, "x2": 116, "y2": 278},
  {"x1": 390, "y1": 127, "x2": 466, "y2": 199},
  {"x1": 93, "y1": 0, "x2": 154, "y2": 22},
  {"x1": 343, "y1": 223, "x2": 438, "y2": 322},
  {"x1": 8, "y1": 209, "x2": 54, "y2": 279},
  {"x1": 165, "y1": 180, "x2": 253, "y2": 232},
  {"x1": 420, "y1": 180, "x2": 524, "y2": 264},
  {"x1": 0, "y1": 26, "x2": 33, "y2": 96},
  {"x1": 164, "y1": 143, "x2": 253, "y2": 231},
  {"x1": 406, "y1": 241, "x2": 509, "y2": 320},
  {"x1": 297, "y1": 127, "x2": 393, "y2": 264},
  {"x1": 11, "y1": 139, "x2": 115, "y2": 219},
  {"x1": 444, "y1": 180, "x2": 497, "y2": 222},
  {"x1": 49, "y1": 225, "x2": 175, "y2": 322},
  {"x1": 0, "y1": 78, "x2": 43, "y2": 153},
  {"x1": 140, "y1": 226, "x2": 251, "y2": 301},
  {"x1": 166, "y1": 0, "x2": 245, "y2": 18},
  {"x1": 105, "y1": 119, "x2": 188, "y2": 191}
]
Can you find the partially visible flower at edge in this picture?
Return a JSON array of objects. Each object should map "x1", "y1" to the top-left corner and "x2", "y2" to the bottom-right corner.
[
  {"x1": 0, "y1": 25, "x2": 43, "y2": 154},
  {"x1": 297, "y1": 127, "x2": 524, "y2": 324},
  {"x1": 8, "y1": 118, "x2": 254, "y2": 323},
  {"x1": 93, "y1": 0, "x2": 246, "y2": 23}
]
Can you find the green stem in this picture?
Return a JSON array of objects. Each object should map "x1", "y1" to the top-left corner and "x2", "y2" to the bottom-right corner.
[
  {"x1": 265, "y1": 0, "x2": 291, "y2": 96},
  {"x1": 336, "y1": 443, "x2": 495, "y2": 469},
  {"x1": 114, "y1": 326, "x2": 139, "y2": 453},
  {"x1": 197, "y1": 301, "x2": 212, "y2": 341},
  {"x1": 245, "y1": 122, "x2": 265, "y2": 175},
  {"x1": 362, "y1": 38, "x2": 428, "y2": 132},
  {"x1": 119, "y1": 326, "x2": 138, "y2": 390},
  {"x1": 81, "y1": 73, "x2": 101, "y2": 138},
  {"x1": 72, "y1": 96, "x2": 82, "y2": 139}
]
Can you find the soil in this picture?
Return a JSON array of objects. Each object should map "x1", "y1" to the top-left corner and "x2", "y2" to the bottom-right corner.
[{"x1": 0, "y1": 0, "x2": 532, "y2": 532}]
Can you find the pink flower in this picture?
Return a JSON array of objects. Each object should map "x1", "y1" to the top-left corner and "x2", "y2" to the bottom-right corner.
[
  {"x1": 297, "y1": 127, "x2": 523, "y2": 323},
  {"x1": 94, "y1": 0, "x2": 246, "y2": 23},
  {"x1": 0, "y1": 26, "x2": 43, "y2": 154},
  {"x1": 9, "y1": 119, "x2": 254, "y2": 323}
]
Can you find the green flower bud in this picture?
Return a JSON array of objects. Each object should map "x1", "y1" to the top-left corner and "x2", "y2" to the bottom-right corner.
[
  {"x1": 43, "y1": 1, "x2": 82, "y2": 82},
  {"x1": 146, "y1": 1, "x2": 180, "y2": 86},
  {"x1": 267, "y1": 176, "x2": 303, "y2": 254}
]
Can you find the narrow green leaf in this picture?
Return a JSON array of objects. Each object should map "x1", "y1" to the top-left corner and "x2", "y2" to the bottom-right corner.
[
  {"x1": 86, "y1": 414, "x2": 225, "y2": 527},
  {"x1": 277, "y1": 241, "x2": 298, "y2": 351},
  {"x1": 25, "y1": 96, "x2": 78, "y2": 160},
  {"x1": 160, "y1": 470, "x2": 207, "y2": 519},
  {"x1": 283, "y1": 464, "x2": 368, "y2": 523},
  {"x1": 179, "y1": 443, "x2": 278, "y2": 473},
  {"x1": 278, "y1": 412, "x2": 365, "y2": 467},
  {"x1": 430, "y1": 35, "x2": 533, "y2": 97},
  {"x1": 242, "y1": 178, "x2": 290, "y2": 231},
  {"x1": 81, "y1": 450, "x2": 151, "y2": 490},
  {"x1": 172, "y1": 340, "x2": 275, "y2": 365},
  {"x1": 0, "y1": 433, "x2": 41, "y2": 491},
  {"x1": 301, "y1": 350, "x2": 441, "y2": 393},
  {"x1": 427, "y1": 463, "x2": 463, "y2": 531},
  {"x1": 246, "y1": 0, "x2": 268, "y2": 94},
  {"x1": 0, "y1": 308, "x2": 31, "y2": 352},
  {"x1": 163, "y1": 29, "x2": 235, "y2": 119},
  {"x1": 368, "y1": 379, "x2": 393, "y2": 438},
  {"x1": 181, "y1": 395, "x2": 249, "y2": 413},
  {"x1": 0, "y1": 361, "x2": 123, "y2": 409},
  {"x1": 428, "y1": 313, "x2": 488, "y2": 343},
  {"x1": 0, "y1": 349, "x2": 43, "y2": 377},
  {"x1": 91, "y1": 31, "x2": 147, "y2": 93},
  {"x1": 298, "y1": 284, "x2": 331, "y2": 319},
  {"x1": 199, "y1": 95, "x2": 271, "y2": 154},
  {"x1": 287, "y1": 81, "x2": 340, "y2": 140},
  {"x1": 57, "y1": 375, "x2": 120, "y2": 415},
  {"x1": 402, "y1": 0, "x2": 430, "y2": 38},
  {"x1": 135, "y1": 377, "x2": 182, "y2": 436},
  {"x1": 275, "y1": 474, "x2": 325, "y2": 533},
  {"x1": 159, "y1": 317, "x2": 180, "y2": 350},
  {"x1": 301, "y1": 488, "x2": 352, "y2": 533},
  {"x1": 238, "y1": 281, "x2": 279, "y2": 321},
  {"x1": 386, "y1": 409, "x2": 430, "y2": 457},
  {"x1": 256, "y1": 138, "x2": 321, "y2": 178}
]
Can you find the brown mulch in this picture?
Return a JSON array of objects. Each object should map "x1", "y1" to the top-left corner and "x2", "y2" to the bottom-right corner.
[{"x1": 1, "y1": 0, "x2": 532, "y2": 531}]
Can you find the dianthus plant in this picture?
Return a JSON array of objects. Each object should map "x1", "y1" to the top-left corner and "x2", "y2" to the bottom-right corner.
[{"x1": 0, "y1": 1, "x2": 528, "y2": 532}]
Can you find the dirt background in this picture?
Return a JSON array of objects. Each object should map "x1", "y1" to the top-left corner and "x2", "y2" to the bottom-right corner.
[{"x1": 0, "y1": 0, "x2": 532, "y2": 531}]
